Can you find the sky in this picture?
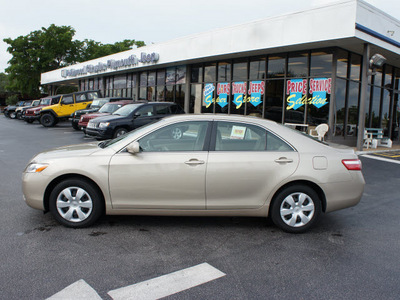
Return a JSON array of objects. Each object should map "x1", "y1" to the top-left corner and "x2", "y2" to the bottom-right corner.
[{"x1": 0, "y1": 0, "x2": 399, "y2": 73}]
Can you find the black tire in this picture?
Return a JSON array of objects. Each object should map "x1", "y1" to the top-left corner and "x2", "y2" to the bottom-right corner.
[
  {"x1": 40, "y1": 113, "x2": 56, "y2": 127},
  {"x1": 270, "y1": 185, "x2": 321, "y2": 233},
  {"x1": 72, "y1": 122, "x2": 80, "y2": 131},
  {"x1": 16, "y1": 111, "x2": 23, "y2": 120},
  {"x1": 25, "y1": 119, "x2": 34, "y2": 124},
  {"x1": 113, "y1": 127, "x2": 128, "y2": 138},
  {"x1": 49, "y1": 178, "x2": 104, "y2": 228}
]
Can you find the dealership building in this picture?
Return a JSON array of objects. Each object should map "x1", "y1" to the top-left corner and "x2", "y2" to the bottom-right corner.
[{"x1": 41, "y1": 0, "x2": 400, "y2": 147}]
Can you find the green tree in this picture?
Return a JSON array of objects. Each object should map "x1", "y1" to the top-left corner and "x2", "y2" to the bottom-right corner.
[
  {"x1": 4, "y1": 24, "x2": 145, "y2": 98},
  {"x1": 0, "y1": 73, "x2": 10, "y2": 94},
  {"x1": 6, "y1": 94, "x2": 19, "y2": 105}
]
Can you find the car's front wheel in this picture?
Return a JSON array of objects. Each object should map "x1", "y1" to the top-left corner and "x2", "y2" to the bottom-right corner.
[
  {"x1": 9, "y1": 111, "x2": 16, "y2": 119},
  {"x1": 270, "y1": 185, "x2": 321, "y2": 233},
  {"x1": 49, "y1": 179, "x2": 104, "y2": 228},
  {"x1": 40, "y1": 113, "x2": 56, "y2": 127},
  {"x1": 16, "y1": 111, "x2": 23, "y2": 120},
  {"x1": 113, "y1": 127, "x2": 128, "y2": 138}
]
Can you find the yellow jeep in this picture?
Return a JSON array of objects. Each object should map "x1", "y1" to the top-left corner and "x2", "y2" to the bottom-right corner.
[{"x1": 40, "y1": 90, "x2": 102, "y2": 127}]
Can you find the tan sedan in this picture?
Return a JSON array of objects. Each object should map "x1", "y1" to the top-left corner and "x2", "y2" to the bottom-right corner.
[{"x1": 22, "y1": 115, "x2": 364, "y2": 233}]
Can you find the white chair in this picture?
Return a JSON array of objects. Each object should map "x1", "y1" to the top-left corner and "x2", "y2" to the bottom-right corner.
[
  {"x1": 363, "y1": 130, "x2": 373, "y2": 149},
  {"x1": 309, "y1": 124, "x2": 329, "y2": 141}
]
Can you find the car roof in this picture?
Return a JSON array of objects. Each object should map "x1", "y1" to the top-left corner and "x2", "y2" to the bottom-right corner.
[{"x1": 106, "y1": 100, "x2": 134, "y2": 105}]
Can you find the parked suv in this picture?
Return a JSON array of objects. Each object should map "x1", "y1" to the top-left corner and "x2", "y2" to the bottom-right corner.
[
  {"x1": 24, "y1": 95, "x2": 62, "y2": 123},
  {"x1": 71, "y1": 97, "x2": 132, "y2": 130},
  {"x1": 4, "y1": 101, "x2": 26, "y2": 119},
  {"x1": 86, "y1": 102, "x2": 185, "y2": 139},
  {"x1": 16, "y1": 100, "x2": 40, "y2": 120},
  {"x1": 39, "y1": 90, "x2": 101, "y2": 127},
  {"x1": 78, "y1": 100, "x2": 134, "y2": 132}
]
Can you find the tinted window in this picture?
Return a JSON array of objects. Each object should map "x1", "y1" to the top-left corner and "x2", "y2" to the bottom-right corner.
[
  {"x1": 215, "y1": 122, "x2": 292, "y2": 151},
  {"x1": 113, "y1": 104, "x2": 142, "y2": 117},
  {"x1": 86, "y1": 91, "x2": 100, "y2": 100},
  {"x1": 138, "y1": 121, "x2": 209, "y2": 152},
  {"x1": 155, "y1": 105, "x2": 171, "y2": 115},
  {"x1": 135, "y1": 105, "x2": 154, "y2": 117}
]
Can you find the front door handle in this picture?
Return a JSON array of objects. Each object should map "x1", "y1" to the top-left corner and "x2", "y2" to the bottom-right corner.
[
  {"x1": 274, "y1": 157, "x2": 293, "y2": 164},
  {"x1": 185, "y1": 159, "x2": 205, "y2": 165}
]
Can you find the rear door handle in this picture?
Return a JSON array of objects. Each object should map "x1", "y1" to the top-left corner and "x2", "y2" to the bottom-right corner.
[
  {"x1": 274, "y1": 157, "x2": 293, "y2": 164},
  {"x1": 185, "y1": 159, "x2": 205, "y2": 165}
]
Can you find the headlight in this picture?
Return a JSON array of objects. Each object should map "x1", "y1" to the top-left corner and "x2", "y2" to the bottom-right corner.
[
  {"x1": 25, "y1": 163, "x2": 48, "y2": 173},
  {"x1": 99, "y1": 122, "x2": 110, "y2": 129}
]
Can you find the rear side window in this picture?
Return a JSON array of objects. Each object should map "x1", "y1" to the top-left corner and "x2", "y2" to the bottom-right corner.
[
  {"x1": 155, "y1": 105, "x2": 171, "y2": 115},
  {"x1": 75, "y1": 93, "x2": 87, "y2": 103},
  {"x1": 170, "y1": 104, "x2": 185, "y2": 114},
  {"x1": 214, "y1": 121, "x2": 293, "y2": 151},
  {"x1": 86, "y1": 92, "x2": 100, "y2": 100},
  {"x1": 135, "y1": 105, "x2": 154, "y2": 117}
]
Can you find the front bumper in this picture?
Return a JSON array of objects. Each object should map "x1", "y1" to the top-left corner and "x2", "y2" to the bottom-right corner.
[{"x1": 85, "y1": 127, "x2": 113, "y2": 139}]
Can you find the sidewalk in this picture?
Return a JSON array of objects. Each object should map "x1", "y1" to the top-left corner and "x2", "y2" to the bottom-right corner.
[{"x1": 355, "y1": 142, "x2": 400, "y2": 155}]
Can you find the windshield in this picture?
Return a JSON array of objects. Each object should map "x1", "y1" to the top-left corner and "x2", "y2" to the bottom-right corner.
[
  {"x1": 98, "y1": 103, "x2": 123, "y2": 114},
  {"x1": 112, "y1": 104, "x2": 142, "y2": 117},
  {"x1": 40, "y1": 98, "x2": 51, "y2": 105}
]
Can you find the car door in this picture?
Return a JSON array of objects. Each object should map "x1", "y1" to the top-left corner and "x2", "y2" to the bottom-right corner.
[
  {"x1": 108, "y1": 121, "x2": 211, "y2": 209},
  {"x1": 206, "y1": 121, "x2": 299, "y2": 209},
  {"x1": 131, "y1": 105, "x2": 159, "y2": 129},
  {"x1": 56, "y1": 94, "x2": 75, "y2": 117}
]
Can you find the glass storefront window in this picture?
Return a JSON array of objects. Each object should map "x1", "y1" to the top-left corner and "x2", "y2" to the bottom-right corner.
[
  {"x1": 334, "y1": 78, "x2": 346, "y2": 136},
  {"x1": 175, "y1": 84, "x2": 185, "y2": 110},
  {"x1": 233, "y1": 61, "x2": 248, "y2": 81},
  {"x1": 166, "y1": 67, "x2": 176, "y2": 85},
  {"x1": 204, "y1": 63, "x2": 216, "y2": 82},
  {"x1": 264, "y1": 80, "x2": 284, "y2": 123},
  {"x1": 165, "y1": 85, "x2": 174, "y2": 102},
  {"x1": 370, "y1": 87, "x2": 381, "y2": 128},
  {"x1": 156, "y1": 86, "x2": 165, "y2": 101},
  {"x1": 347, "y1": 81, "x2": 360, "y2": 136},
  {"x1": 140, "y1": 72, "x2": 147, "y2": 87},
  {"x1": 249, "y1": 59, "x2": 266, "y2": 80},
  {"x1": 148, "y1": 72, "x2": 156, "y2": 86},
  {"x1": 381, "y1": 88, "x2": 391, "y2": 135},
  {"x1": 157, "y1": 70, "x2": 165, "y2": 85},
  {"x1": 114, "y1": 75, "x2": 127, "y2": 89},
  {"x1": 191, "y1": 65, "x2": 203, "y2": 83},
  {"x1": 288, "y1": 52, "x2": 308, "y2": 77},
  {"x1": 218, "y1": 62, "x2": 231, "y2": 82},
  {"x1": 176, "y1": 66, "x2": 186, "y2": 84},
  {"x1": 350, "y1": 54, "x2": 361, "y2": 81},
  {"x1": 310, "y1": 51, "x2": 332, "y2": 77},
  {"x1": 384, "y1": 66, "x2": 393, "y2": 87},
  {"x1": 336, "y1": 50, "x2": 348, "y2": 78},
  {"x1": 190, "y1": 84, "x2": 202, "y2": 113},
  {"x1": 268, "y1": 56, "x2": 285, "y2": 78}
]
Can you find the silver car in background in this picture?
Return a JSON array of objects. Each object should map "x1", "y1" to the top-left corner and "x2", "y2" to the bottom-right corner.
[{"x1": 22, "y1": 115, "x2": 364, "y2": 233}]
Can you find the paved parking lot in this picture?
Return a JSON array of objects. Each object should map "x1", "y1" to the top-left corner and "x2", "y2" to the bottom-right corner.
[{"x1": 1, "y1": 116, "x2": 400, "y2": 300}]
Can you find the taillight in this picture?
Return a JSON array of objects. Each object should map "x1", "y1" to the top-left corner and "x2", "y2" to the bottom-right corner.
[{"x1": 342, "y1": 159, "x2": 362, "y2": 171}]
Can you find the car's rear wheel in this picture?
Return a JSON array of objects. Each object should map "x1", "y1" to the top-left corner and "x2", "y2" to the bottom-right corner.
[
  {"x1": 72, "y1": 122, "x2": 80, "y2": 131},
  {"x1": 40, "y1": 113, "x2": 56, "y2": 127},
  {"x1": 270, "y1": 185, "x2": 321, "y2": 233},
  {"x1": 114, "y1": 127, "x2": 128, "y2": 138},
  {"x1": 49, "y1": 179, "x2": 104, "y2": 228}
]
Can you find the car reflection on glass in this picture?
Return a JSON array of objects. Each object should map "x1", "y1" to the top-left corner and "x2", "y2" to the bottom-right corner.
[{"x1": 22, "y1": 115, "x2": 364, "y2": 233}]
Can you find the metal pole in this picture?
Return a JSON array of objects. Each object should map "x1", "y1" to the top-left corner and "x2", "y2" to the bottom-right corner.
[{"x1": 356, "y1": 43, "x2": 370, "y2": 151}]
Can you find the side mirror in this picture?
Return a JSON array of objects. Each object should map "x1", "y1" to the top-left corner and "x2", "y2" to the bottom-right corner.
[{"x1": 126, "y1": 141, "x2": 140, "y2": 154}]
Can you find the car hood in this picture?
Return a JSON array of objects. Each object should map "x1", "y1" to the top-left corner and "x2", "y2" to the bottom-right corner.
[
  {"x1": 31, "y1": 142, "x2": 102, "y2": 162},
  {"x1": 85, "y1": 112, "x2": 109, "y2": 119},
  {"x1": 91, "y1": 114, "x2": 125, "y2": 123}
]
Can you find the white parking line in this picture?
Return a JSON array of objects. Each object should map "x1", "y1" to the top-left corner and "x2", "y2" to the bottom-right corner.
[
  {"x1": 108, "y1": 263, "x2": 226, "y2": 300},
  {"x1": 362, "y1": 154, "x2": 400, "y2": 165},
  {"x1": 46, "y1": 279, "x2": 102, "y2": 300}
]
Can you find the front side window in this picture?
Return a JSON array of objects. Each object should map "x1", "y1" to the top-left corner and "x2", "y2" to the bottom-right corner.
[
  {"x1": 215, "y1": 122, "x2": 293, "y2": 151},
  {"x1": 135, "y1": 105, "x2": 154, "y2": 117},
  {"x1": 138, "y1": 121, "x2": 210, "y2": 152}
]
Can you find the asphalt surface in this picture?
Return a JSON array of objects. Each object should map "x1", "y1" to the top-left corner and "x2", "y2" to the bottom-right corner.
[{"x1": 0, "y1": 116, "x2": 399, "y2": 300}]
